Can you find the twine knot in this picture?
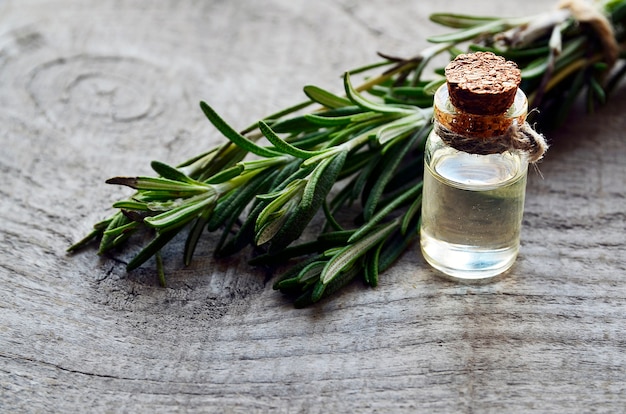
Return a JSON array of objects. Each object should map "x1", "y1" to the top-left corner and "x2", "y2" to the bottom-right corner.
[
  {"x1": 434, "y1": 122, "x2": 549, "y2": 163},
  {"x1": 558, "y1": 0, "x2": 619, "y2": 68}
]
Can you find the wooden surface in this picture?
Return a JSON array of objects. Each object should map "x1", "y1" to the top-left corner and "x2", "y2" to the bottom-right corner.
[{"x1": 1, "y1": 1, "x2": 625, "y2": 412}]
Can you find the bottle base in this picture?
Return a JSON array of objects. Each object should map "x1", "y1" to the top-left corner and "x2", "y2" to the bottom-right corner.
[{"x1": 420, "y1": 232, "x2": 518, "y2": 283}]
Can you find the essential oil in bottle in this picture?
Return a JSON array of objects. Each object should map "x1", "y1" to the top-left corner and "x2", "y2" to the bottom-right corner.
[{"x1": 420, "y1": 52, "x2": 538, "y2": 281}]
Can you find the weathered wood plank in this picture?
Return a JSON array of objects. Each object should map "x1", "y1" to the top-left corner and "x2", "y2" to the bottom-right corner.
[{"x1": 1, "y1": 0, "x2": 625, "y2": 412}]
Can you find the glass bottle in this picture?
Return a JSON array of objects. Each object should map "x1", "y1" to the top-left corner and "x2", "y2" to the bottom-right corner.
[{"x1": 420, "y1": 52, "x2": 530, "y2": 281}]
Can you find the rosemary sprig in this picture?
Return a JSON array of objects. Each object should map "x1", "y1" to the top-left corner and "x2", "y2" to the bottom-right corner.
[{"x1": 70, "y1": 0, "x2": 626, "y2": 305}]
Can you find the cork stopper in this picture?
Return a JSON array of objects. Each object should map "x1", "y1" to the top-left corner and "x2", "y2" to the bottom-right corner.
[{"x1": 445, "y1": 52, "x2": 521, "y2": 115}]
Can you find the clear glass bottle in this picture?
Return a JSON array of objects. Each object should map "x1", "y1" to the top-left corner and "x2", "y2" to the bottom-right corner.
[{"x1": 420, "y1": 71, "x2": 530, "y2": 281}]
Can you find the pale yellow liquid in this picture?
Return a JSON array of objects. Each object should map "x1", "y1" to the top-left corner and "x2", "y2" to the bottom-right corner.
[{"x1": 420, "y1": 143, "x2": 528, "y2": 280}]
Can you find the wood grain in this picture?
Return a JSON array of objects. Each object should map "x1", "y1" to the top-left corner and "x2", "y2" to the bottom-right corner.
[{"x1": 1, "y1": 0, "x2": 625, "y2": 412}]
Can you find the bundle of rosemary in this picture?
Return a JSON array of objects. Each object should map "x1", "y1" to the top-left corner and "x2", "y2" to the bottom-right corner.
[{"x1": 70, "y1": 0, "x2": 626, "y2": 307}]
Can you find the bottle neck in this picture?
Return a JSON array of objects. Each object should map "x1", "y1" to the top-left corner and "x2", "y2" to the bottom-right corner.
[{"x1": 433, "y1": 84, "x2": 528, "y2": 139}]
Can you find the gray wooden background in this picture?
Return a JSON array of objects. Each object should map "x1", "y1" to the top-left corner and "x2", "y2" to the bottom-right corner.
[{"x1": 2, "y1": 0, "x2": 625, "y2": 412}]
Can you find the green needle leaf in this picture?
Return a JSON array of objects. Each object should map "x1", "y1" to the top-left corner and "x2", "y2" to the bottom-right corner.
[
  {"x1": 363, "y1": 124, "x2": 427, "y2": 221},
  {"x1": 106, "y1": 176, "x2": 209, "y2": 194},
  {"x1": 98, "y1": 212, "x2": 131, "y2": 254},
  {"x1": 344, "y1": 72, "x2": 416, "y2": 115},
  {"x1": 67, "y1": 217, "x2": 114, "y2": 252},
  {"x1": 364, "y1": 241, "x2": 384, "y2": 287},
  {"x1": 245, "y1": 100, "x2": 314, "y2": 134},
  {"x1": 205, "y1": 164, "x2": 245, "y2": 185},
  {"x1": 303, "y1": 85, "x2": 352, "y2": 108},
  {"x1": 428, "y1": 19, "x2": 509, "y2": 43},
  {"x1": 102, "y1": 220, "x2": 140, "y2": 239},
  {"x1": 258, "y1": 121, "x2": 326, "y2": 159},
  {"x1": 151, "y1": 160, "x2": 196, "y2": 184},
  {"x1": 183, "y1": 209, "x2": 212, "y2": 266},
  {"x1": 144, "y1": 192, "x2": 217, "y2": 232},
  {"x1": 401, "y1": 193, "x2": 423, "y2": 235},
  {"x1": 469, "y1": 44, "x2": 551, "y2": 60},
  {"x1": 590, "y1": 76, "x2": 607, "y2": 104},
  {"x1": 267, "y1": 150, "x2": 347, "y2": 252},
  {"x1": 354, "y1": 182, "x2": 423, "y2": 244},
  {"x1": 423, "y1": 78, "x2": 446, "y2": 95},
  {"x1": 376, "y1": 112, "x2": 426, "y2": 146},
  {"x1": 273, "y1": 255, "x2": 324, "y2": 290},
  {"x1": 256, "y1": 198, "x2": 299, "y2": 246},
  {"x1": 199, "y1": 101, "x2": 283, "y2": 158},
  {"x1": 321, "y1": 220, "x2": 397, "y2": 285},
  {"x1": 304, "y1": 111, "x2": 384, "y2": 127},
  {"x1": 309, "y1": 261, "x2": 361, "y2": 304},
  {"x1": 111, "y1": 200, "x2": 150, "y2": 211},
  {"x1": 378, "y1": 224, "x2": 419, "y2": 272},
  {"x1": 126, "y1": 230, "x2": 180, "y2": 271},
  {"x1": 430, "y1": 13, "x2": 499, "y2": 29},
  {"x1": 155, "y1": 251, "x2": 166, "y2": 287},
  {"x1": 297, "y1": 260, "x2": 326, "y2": 284},
  {"x1": 208, "y1": 168, "x2": 280, "y2": 232}
]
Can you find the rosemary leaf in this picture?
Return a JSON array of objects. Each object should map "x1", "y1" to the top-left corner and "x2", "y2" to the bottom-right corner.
[
  {"x1": 150, "y1": 161, "x2": 196, "y2": 184},
  {"x1": 258, "y1": 121, "x2": 325, "y2": 159},
  {"x1": 126, "y1": 230, "x2": 179, "y2": 271},
  {"x1": 199, "y1": 101, "x2": 283, "y2": 158},
  {"x1": 303, "y1": 85, "x2": 352, "y2": 108},
  {"x1": 321, "y1": 220, "x2": 397, "y2": 285},
  {"x1": 429, "y1": 13, "x2": 499, "y2": 29}
]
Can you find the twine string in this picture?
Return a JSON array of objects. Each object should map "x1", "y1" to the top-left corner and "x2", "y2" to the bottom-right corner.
[{"x1": 434, "y1": 122, "x2": 549, "y2": 163}]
